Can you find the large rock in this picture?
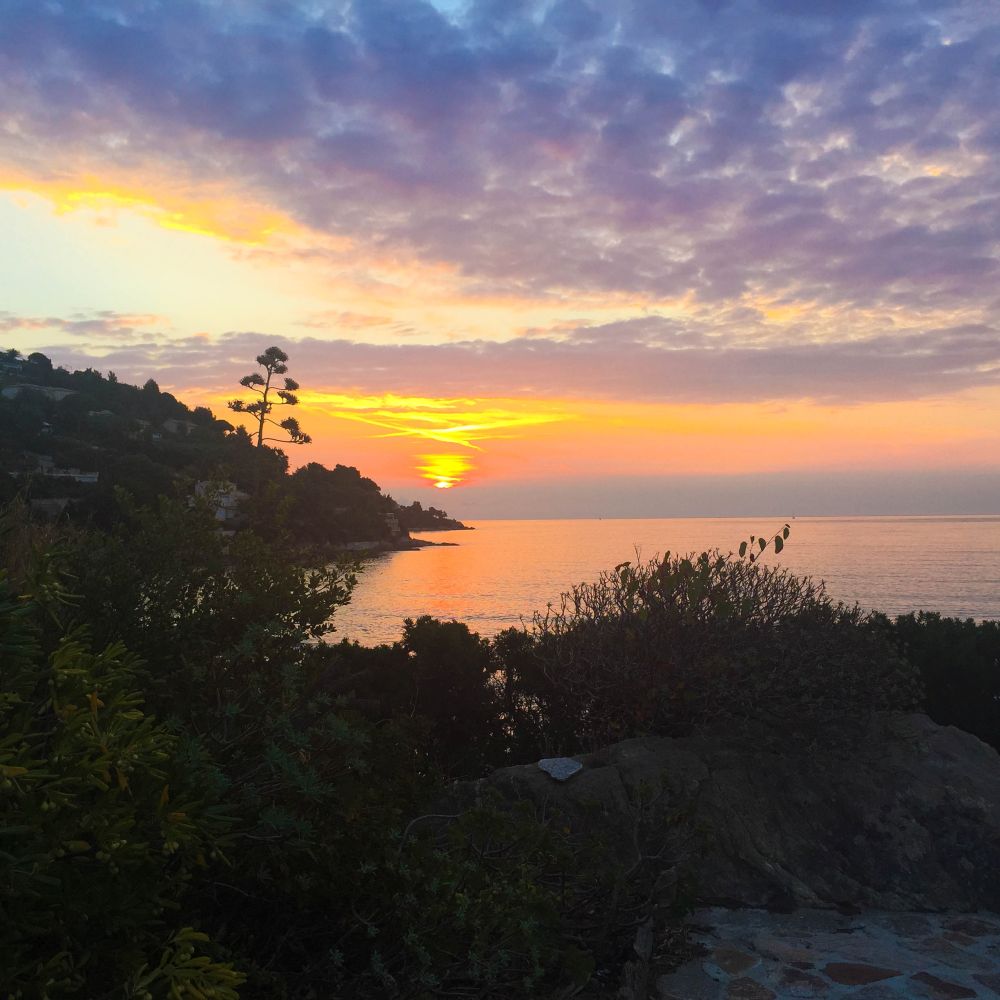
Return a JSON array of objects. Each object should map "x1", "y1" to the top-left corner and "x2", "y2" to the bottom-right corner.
[{"x1": 470, "y1": 714, "x2": 1000, "y2": 911}]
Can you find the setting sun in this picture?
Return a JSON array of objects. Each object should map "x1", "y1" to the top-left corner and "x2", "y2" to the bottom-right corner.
[{"x1": 418, "y1": 454, "x2": 474, "y2": 490}]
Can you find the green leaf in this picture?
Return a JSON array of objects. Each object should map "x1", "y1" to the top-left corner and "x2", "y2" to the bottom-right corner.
[
  {"x1": 759, "y1": 537, "x2": 767, "y2": 551},
  {"x1": 774, "y1": 536, "x2": 783, "y2": 554},
  {"x1": 738, "y1": 541, "x2": 748, "y2": 558}
]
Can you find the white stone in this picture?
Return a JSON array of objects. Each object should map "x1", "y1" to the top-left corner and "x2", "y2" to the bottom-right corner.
[{"x1": 537, "y1": 757, "x2": 583, "y2": 782}]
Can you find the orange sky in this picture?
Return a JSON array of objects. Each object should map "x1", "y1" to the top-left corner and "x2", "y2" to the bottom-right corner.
[{"x1": 2, "y1": 0, "x2": 999, "y2": 514}]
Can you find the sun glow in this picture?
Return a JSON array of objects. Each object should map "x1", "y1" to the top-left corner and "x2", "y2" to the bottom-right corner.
[
  {"x1": 418, "y1": 454, "x2": 474, "y2": 489},
  {"x1": 294, "y1": 393, "x2": 571, "y2": 486}
]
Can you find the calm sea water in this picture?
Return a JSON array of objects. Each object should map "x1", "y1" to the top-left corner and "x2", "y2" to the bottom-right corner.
[{"x1": 333, "y1": 516, "x2": 1000, "y2": 646}]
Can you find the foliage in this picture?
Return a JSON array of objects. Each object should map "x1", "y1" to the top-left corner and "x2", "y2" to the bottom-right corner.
[
  {"x1": 66, "y1": 494, "x2": 356, "y2": 706},
  {"x1": 285, "y1": 462, "x2": 395, "y2": 551},
  {"x1": 395, "y1": 501, "x2": 470, "y2": 533},
  {"x1": 346, "y1": 800, "x2": 600, "y2": 999},
  {"x1": 0, "y1": 552, "x2": 242, "y2": 998},
  {"x1": 737, "y1": 522, "x2": 790, "y2": 561},
  {"x1": 325, "y1": 616, "x2": 501, "y2": 778},
  {"x1": 8, "y1": 485, "x2": 978, "y2": 999},
  {"x1": 497, "y1": 547, "x2": 922, "y2": 752},
  {"x1": 228, "y1": 346, "x2": 311, "y2": 448},
  {"x1": 35, "y1": 499, "x2": 611, "y2": 996},
  {"x1": 890, "y1": 611, "x2": 1000, "y2": 750}
]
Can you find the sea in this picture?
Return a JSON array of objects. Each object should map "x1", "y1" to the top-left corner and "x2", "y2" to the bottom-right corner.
[{"x1": 332, "y1": 515, "x2": 1000, "y2": 646}]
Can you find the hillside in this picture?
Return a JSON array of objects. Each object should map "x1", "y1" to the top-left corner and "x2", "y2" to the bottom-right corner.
[{"x1": 0, "y1": 347, "x2": 466, "y2": 551}]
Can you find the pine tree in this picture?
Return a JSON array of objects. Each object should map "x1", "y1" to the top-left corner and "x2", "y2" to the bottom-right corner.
[{"x1": 228, "y1": 346, "x2": 311, "y2": 448}]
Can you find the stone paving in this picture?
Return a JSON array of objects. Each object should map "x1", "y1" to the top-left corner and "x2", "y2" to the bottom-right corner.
[{"x1": 656, "y1": 907, "x2": 1000, "y2": 999}]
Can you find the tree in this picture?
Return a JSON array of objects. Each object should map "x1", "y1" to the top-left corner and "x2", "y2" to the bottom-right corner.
[
  {"x1": 228, "y1": 346, "x2": 311, "y2": 448},
  {"x1": 27, "y1": 352, "x2": 53, "y2": 374},
  {"x1": 0, "y1": 542, "x2": 242, "y2": 998}
]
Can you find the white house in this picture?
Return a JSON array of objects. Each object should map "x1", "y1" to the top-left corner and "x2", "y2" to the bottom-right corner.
[{"x1": 194, "y1": 481, "x2": 249, "y2": 523}]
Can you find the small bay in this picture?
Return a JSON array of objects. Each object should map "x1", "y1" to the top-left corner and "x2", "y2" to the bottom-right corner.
[{"x1": 334, "y1": 515, "x2": 1000, "y2": 646}]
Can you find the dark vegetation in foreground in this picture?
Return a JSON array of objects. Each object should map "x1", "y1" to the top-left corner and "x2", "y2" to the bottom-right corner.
[
  {"x1": 2, "y1": 493, "x2": 997, "y2": 999},
  {"x1": 2, "y1": 341, "x2": 997, "y2": 999}
]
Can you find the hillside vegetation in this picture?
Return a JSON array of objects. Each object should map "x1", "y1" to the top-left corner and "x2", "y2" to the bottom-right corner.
[{"x1": 0, "y1": 347, "x2": 464, "y2": 552}]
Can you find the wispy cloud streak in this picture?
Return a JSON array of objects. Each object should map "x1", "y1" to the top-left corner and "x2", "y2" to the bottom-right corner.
[{"x1": 8, "y1": 320, "x2": 998, "y2": 407}]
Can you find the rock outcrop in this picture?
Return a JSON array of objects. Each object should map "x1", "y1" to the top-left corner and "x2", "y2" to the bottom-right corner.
[{"x1": 472, "y1": 714, "x2": 1000, "y2": 912}]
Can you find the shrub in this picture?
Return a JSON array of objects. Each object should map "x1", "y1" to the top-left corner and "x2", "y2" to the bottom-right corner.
[
  {"x1": 891, "y1": 611, "x2": 1000, "y2": 750},
  {"x1": 0, "y1": 566, "x2": 242, "y2": 998},
  {"x1": 323, "y1": 617, "x2": 501, "y2": 778},
  {"x1": 500, "y1": 550, "x2": 921, "y2": 751}
]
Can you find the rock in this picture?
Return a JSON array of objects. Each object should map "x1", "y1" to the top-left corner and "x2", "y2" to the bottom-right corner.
[
  {"x1": 725, "y1": 977, "x2": 776, "y2": 999},
  {"x1": 726, "y1": 976, "x2": 777, "y2": 1000},
  {"x1": 708, "y1": 947, "x2": 759, "y2": 976},
  {"x1": 537, "y1": 756, "x2": 583, "y2": 782},
  {"x1": 656, "y1": 962, "x2": 724, "y2": 999},
  {"x1": 822, "y1": 962, "x2": 902, "y2": 985},
  {"x1": 919, "y1": 936, "x2": 995, "y2": 972},
  {"x1": 944, "y1": 931, "x2": 978, "y2": 947},
  {"x1": 871, "y1": 913, "x2": 935, "y2": 937},
  {"x1": 753, "y1": 935, "x2": 816, "y2": 965},
  {"x1": 467, "y1": 714, "x2": 1000, "y2": 911},
  {"x1": 945, "y1": 917, "x2": 1000, "y2": 937},
  {"x1": 910, "y1": 971, "x2": 978, "y2": 999},
  {"x1": 776, "y1": 966, "x2": 829, "y2": 996},
  {"x1": 974, "y1": 972, "x2": 1000, "y2": 996}
]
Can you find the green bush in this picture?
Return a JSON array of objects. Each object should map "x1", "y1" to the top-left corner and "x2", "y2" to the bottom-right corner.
[
  {"x1": 15, "y1": 500, "x2": 649, "y2": 998},
  {"x1": 323, "y1": 616, "x2": 501, "y2": 778},
  {"x1": 891, "y1": 611, "x2": 1000, "y2": 750},
  {"x1": 0, "y1": 568, "x2": 242, "y2": 998},
  {"x1": 498, "y1": 550, "x2": 922, "y2": 751}
]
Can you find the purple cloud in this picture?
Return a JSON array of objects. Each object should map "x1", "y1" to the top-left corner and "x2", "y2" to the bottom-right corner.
[
  {"x1": 9, "y1": 316, "x2": 999, "y2": 405},
  {"x1": 0, "y1": 0, "x2": 996, "y2": 321}
]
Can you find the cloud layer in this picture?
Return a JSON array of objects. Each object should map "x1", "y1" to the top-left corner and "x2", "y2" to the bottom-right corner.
[
  {"x1": 1, "y1": 0, "x2": 998, "y2": 316},
  {"x1": 10, "y1": 317, "x2": 998, "y2": 406}
]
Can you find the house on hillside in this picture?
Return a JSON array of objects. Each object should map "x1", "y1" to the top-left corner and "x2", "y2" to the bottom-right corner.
[
  {"x1": 194, "y1": 481, "x2": 248, "y2": 523},
  {"x1": 162, "y1": 418, "x2": 198, "y2": 435},
  {"x1": 47, "y1": 467, "x2": 99, "y2": 484},
  {"x1": 22, "y1": 452, "x2": 98, "y2": 483}
]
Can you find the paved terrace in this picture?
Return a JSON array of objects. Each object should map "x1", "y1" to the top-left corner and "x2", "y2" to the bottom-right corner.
[{"x1": 656, "y1": 907, "x2": 1000, "y2": 999}]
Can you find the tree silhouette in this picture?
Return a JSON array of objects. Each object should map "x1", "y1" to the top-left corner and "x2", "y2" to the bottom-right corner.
[{"x1": 228, "y1": 347, "x2": 311, "y2": 448}]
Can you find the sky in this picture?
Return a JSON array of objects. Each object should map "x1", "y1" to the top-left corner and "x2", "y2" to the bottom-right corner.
[{"x1": 1, "y1": 0, "x2": 998, "y2": 517}]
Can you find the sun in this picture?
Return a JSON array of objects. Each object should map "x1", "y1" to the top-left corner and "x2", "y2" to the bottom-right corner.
[{"x1": 418, "y1": 454, "x2": 473, "y2": 489}]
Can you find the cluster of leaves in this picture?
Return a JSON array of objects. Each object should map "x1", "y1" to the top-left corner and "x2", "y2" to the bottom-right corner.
[
  {"x1": 0, "y1": 350, "x2": 285, "y2": 519},
  {"x1": 889, "y1": 611, "x2": 1000, "y2": 751},
  {"x1": 4, "y1": 498, "x2": 680, "y2": 998},
  {"x1": 488, "y1": 543, "x2": 922, "y2": 752},
  {"x1": 0, "y1": 541, "x2": 243, "y2": 997}
]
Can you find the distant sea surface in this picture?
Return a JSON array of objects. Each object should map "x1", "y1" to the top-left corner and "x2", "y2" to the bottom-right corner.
[{"x1": 334, "y1": 516, "x2": 1000, "y2": 646}]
